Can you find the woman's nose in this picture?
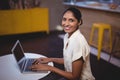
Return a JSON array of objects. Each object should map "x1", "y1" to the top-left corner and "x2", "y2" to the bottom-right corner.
[{"x1": 64, "y1": 21, "x2": 69, "y2": 26}]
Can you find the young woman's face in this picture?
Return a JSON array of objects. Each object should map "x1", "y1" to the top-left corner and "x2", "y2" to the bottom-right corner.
[{"x1": 62, "y1": 11, "x2": 80, "y2": 36}]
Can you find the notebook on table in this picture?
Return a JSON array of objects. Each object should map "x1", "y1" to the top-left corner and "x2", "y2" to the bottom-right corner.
[{"x1": 11, "y1": 40, "x2": 48, "y2": 73}]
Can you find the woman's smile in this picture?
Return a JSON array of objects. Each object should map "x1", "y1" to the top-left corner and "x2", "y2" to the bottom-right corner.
[{"x1": 64, "y1": 26, "x2": 71, "y2": 30}]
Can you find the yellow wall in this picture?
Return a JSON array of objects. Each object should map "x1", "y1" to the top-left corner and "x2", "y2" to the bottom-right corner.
[{"x1": 0, "y1": 8, "x2": 49, "y2": 36}]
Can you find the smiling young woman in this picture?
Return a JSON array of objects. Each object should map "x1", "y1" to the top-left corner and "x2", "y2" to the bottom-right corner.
[{"x1": 30, "y1": 7, "x2": 95, "y2": 80}]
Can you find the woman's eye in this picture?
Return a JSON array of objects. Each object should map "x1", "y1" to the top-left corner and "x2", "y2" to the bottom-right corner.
[{"x1": 69, "y1": 19, "x2": 74, "y2": 22}]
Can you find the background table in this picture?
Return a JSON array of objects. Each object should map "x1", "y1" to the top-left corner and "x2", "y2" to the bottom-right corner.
[{"x1": 0, "y1": 53, "x2": 53, "y2": 80}]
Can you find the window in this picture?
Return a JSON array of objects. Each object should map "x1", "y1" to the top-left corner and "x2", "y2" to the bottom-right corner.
[{"x1": 99, "y1": 0, "x2": 113, "y2": 3}]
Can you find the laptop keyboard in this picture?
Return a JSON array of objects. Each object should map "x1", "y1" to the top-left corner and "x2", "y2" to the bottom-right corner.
[
  {"x1": 22, "y1": 58, "x2": 48, "y2": 73},
  {"x1": 24, "y1": 58, "x2": 34, "y2": 72}
]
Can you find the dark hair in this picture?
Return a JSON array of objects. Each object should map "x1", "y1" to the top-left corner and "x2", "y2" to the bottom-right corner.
[{"x1": 62, "y1": 7, "x2": 83, "y2": 25}]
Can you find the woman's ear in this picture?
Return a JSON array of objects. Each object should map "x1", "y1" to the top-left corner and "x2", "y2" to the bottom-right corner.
[
  {"x1": 79, "y1": 19, "x2": 83, "y2": 25},
  {"x1": 78, "y1": 19, "x2": 83, "y2": 26}
]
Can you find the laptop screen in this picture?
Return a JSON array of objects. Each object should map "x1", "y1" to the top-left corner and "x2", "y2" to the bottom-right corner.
[{"x1": 12, "y1": 40, "x2": 25, "y2": 62}]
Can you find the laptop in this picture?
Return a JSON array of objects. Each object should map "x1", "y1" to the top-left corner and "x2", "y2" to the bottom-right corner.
[{"x1": 11, "y1": 40, "x2": 48, "y2": 73}]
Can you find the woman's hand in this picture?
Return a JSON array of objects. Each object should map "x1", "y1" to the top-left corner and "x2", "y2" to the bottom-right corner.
[
  {"x1": 29, "y1": 63, "x2": 51, "y2": 71},
  {"x1": 32, "y1": 57, "x2": 51, "y2": 64}
]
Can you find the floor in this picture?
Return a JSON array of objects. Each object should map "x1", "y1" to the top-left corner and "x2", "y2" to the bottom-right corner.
[
  {"x1": 90, "y1": 46, "x2": 120, "y2": 67},
  {"x1": 0, "y1": 31, "x2": 120, "y2": 80}
]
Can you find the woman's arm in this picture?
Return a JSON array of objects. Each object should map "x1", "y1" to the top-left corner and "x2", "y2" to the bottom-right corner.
[
  {"x1": 33, "y1": 58, "x2": 64, "y2": 64},
  {"x1": 51, "y1": 58, "x2": 84, "y2": 80},
  {"x1": 31, "y1": 57, "x2": 83, "y2": 80},
  {"x1": 50, "y1": 58, "x2": 64, "y2": 64},
  {"x1": 30, "y1": 58, "x2": 83, "y2": 80}
]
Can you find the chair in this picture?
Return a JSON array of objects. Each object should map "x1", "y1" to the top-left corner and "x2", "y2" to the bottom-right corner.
[
  {"x1": 108, "y1": 31, "x2": 120, "y2": 62},
  {"x1": 89, "y1": 23, "x2": 112, "y2": 60}
]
